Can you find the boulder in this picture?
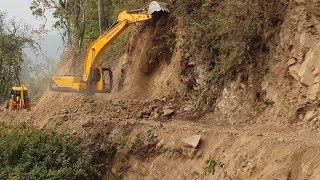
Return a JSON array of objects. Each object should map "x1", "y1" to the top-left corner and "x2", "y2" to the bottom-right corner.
[
  {"x1": 182, "y1": 135, "x2": 201, "y2": 148},
  {"x1": 181, "y1": 103, "x2": 196, "y2": 112},
  {"x1": 81, "y1": 120, "x2": 93, "y2": 127},
  {"x1": 287, "y1": 58, "x2": 297, "y2": 66},
  {"x1": 162, "y1": 109, "x2": 174, "y2": 117},
  {"x1": 304, "y1": 110, "x2": 316, "y2": 121},
  {"x1": 307, "y1": 82, "x2": 320, "y2": 101}
]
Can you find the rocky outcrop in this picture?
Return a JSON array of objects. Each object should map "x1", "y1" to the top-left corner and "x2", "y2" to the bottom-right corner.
[{"x1": 287, "y1": 13, "x2": 320, "y2": 101}]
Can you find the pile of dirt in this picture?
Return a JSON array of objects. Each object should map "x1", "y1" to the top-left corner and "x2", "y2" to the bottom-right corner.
[{"x1": 31, "y1": 91, "x2": 186, "y2": 129}]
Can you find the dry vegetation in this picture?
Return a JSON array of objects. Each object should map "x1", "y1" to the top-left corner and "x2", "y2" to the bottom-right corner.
[{"x1": 177, "y1": 0, "x2": 287, "y2": 84}]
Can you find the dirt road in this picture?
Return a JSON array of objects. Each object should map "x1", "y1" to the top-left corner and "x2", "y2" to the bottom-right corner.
[{"x1": 1, "y1": 91, "x2": 320, "y2": 179}]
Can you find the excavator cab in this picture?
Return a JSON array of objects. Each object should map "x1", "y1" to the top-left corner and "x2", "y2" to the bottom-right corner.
[
  {"x1": 5, "y1": 84, "x2": 31, "y2": 111},
  {"x1": 94, "y1": 67, "x2": 113, "y2": 93},
  {"x1": 50, "y1": 66, "x2": 113, "y2": 93}
]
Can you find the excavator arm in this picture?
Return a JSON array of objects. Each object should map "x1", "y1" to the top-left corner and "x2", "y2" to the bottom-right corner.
[
  {"x1": 84, "y1": 11, "x2": 152, "y2": 83},
  {"x1": 50, "y1": 1, "x2": 169, "y2": 93}
]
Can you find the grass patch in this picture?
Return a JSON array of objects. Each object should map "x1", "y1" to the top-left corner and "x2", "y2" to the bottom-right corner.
[{"x1": 203, "y1": 156, "x2": 224, "y2": 176}]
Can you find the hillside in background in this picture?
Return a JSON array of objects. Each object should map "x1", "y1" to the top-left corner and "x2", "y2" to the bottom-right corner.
[{"x1": 24, "y1": 32, "x2": 63, "y2": 63}]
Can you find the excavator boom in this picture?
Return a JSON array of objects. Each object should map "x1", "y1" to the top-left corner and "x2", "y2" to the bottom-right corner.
[{"x1": 50, "y1": 1, "x2": 169, "y2": 93}]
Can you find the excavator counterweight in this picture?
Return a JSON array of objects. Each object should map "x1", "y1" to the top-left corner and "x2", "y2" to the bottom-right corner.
[{"x1": 49, "y1": 1, "x2": 169, "y2": 93}]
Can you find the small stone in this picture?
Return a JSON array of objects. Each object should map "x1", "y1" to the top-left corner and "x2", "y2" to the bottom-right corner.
[
  {"x1": 182, "y1": 104, "x2": 196, "y2": 112},
  {"x1": 143, "y1": 114, "x2": 150, "y2": 118},
  {"x1": 299, "y1": 114, "x2": 304, "y2": 120},
  {"x1": 62, "y1": 114, "x2": 69, "y2": 121},
  {"x1": 154, "y1": 113, "x2": 160, "y2": 119},
  {"x1": 307, "y1": 82, "x2": 320, "y2": 101},
  {"x1": 61, "y1": 109, "x2": 69, "y2": 114},
  {"x1": 157, "y1": 139, "x2": 165, "y2": 148},
  {"x1": 153, "y1": 132, "x2": 159, "y2": 137},
  {"x1": 81, "y1": 120, "x2": 93, "y2": 127},
  {"x1": 242, "y1": 162, "x2": 247, "y2": 168},
  {"x1": 111, "y1": 168, "x2": 117, "y2": 174},
  {"x1": 162, "y1": 109, "x2": 175, "y2": 117},
  {"x1": 196, "y1": 150, "x2": 203, "y2": 158},
  {"x1": 137, "y1": 111, "x2": 144, "y2": 118},
  {"x1": 304, "y1": 110, "x2": 316, "y2": 121},
  {"x1": 302, "y1": 163, "x2": 313, "y2": 176},
  {"x1": 288, "y1": 64, "x2": 301, "y2": 81},
  {"x1": 182, "y1": 135, "x2": 201, "y2": 148},
  {"x1": 287, "y1": 58, "x2": 297, "y2": 66},
  {"x1": 188, "y1": 61, "x2": 196, "y2": 67}
]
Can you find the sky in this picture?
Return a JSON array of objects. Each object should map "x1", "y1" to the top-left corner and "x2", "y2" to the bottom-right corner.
[{"x1": 0, "y1": 0, "x2": 63, "y2": 63}]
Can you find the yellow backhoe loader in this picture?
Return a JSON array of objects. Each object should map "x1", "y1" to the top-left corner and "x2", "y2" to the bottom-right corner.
[
  {"x1": 5, "y1": 84, "x2": 31, "y2": 111},
  {"x1": 49, "y1": 1, "x2": 169, "y2": 93}
]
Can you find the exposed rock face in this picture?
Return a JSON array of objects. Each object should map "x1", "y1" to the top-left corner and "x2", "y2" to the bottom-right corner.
[
  {"x1": 210, "y1": 1, "x2": 320, "y2": 128},
  {"x1": 287, "y1": 16, "x2": 320, "y2": 101}
]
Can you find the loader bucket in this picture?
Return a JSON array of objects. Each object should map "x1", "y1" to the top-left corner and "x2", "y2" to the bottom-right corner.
[{"x1": 148, "y1": 1, "x2": 170, "y2": 15}]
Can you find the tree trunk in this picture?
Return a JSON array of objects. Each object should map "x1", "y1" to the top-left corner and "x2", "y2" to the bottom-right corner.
[{"x1": 98, "y1": 0, "x2": 107, "y2": 35}]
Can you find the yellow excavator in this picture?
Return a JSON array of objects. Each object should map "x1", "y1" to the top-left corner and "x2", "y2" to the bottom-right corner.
[
  {"x1": 49, "y1": 1, "x2": 169, "y2": 93},
  {"x1": 5, "y1": 84, "x2": 32, "y2": 111}
]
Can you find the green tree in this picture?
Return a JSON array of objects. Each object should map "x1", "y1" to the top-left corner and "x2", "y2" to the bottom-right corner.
[
  {"x1": 30, "y1": 0, "x2": 145, "y2": 48},
  {"x1": 0, "y1": 13, "x2": 34, "y2": 102},
  {"x1": 30, "y1": 0, "x2": 145, "y2": 72},
  {"x1": 20, "y1": 54, "x2": 57, "y2": 101},
  {"x1": 98, "y1": 0, "x2": 108, "y2": 35}
]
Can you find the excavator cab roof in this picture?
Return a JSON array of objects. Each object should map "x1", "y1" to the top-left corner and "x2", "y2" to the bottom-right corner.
[{"x1": 12, "y1": 86, "x2": 28, "y2": 91}]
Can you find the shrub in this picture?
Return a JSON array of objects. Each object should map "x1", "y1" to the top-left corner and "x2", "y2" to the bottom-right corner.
[
  {"x1": 203, "y1": 156, "x2": 224, "y2": 176},
  {"x1": 0, "y1": 126, "x2": 100, "y2": 180},
  {"x1": 203, "y1": 156, "x2": 217, "y2": 175}
]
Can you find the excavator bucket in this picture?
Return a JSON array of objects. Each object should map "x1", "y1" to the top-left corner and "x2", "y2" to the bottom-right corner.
[{"x1": 148, "y1": 1, "x2": 170, "y2": 15}]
